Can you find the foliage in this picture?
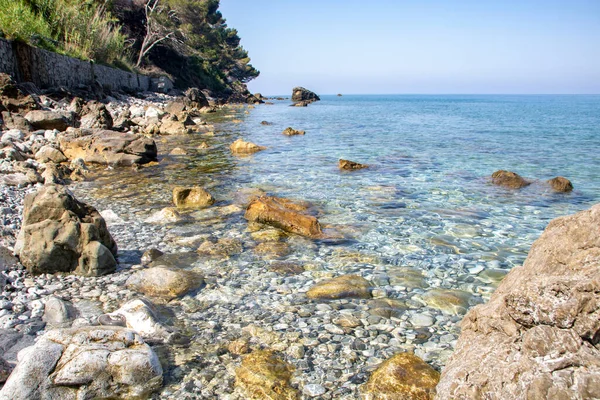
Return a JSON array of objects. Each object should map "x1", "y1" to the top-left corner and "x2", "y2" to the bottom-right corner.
[{"x1": 0, "y1": 0, "x2": 54, "y2": 44}]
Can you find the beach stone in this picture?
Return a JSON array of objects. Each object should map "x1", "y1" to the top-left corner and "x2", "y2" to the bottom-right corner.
[
  {"x1": 411, "y1": 313, "x2": 435, "y2": 328},
  {"x1": 388, "y1": 267, "x2": 429, "y2": 290},
  {"x1": 254, "y1": 241, "x2": 291, "y2": 258},
  {"x1": 339, "y1": 159, "x2": 368, "y2": 170},
  {"x1": 34, "y1": 144, "x2": 67, "y2": 163},
  {"x1": 14, "y1": 184, "x2": 117, "y2": 276},
  {"x1": 303, "y1": 384, "x2": 326, "y2": 397},
  {"x1": 282, "y1": 127, "x2": 305, "y2": 136},
  {"x1": 126, "y1": 265, "x2": 203, "y2": 301},
  {"x1": 230, "y1": 138, "x2": 266, "y2": 155},
  {"x1": 43, "y1": 296, "x2": 73, "y2": 328},
  {"x1": 141, "y1": 248, "x2": 164, "y2": 265},
  {"x1": 197, "y1": 238, "x2": 243, "y2": 257},
  {"x1": 0, "y1": 326, "x2": 162, "y2": 400},
  {"x1": 491, "y1": 170, "x2": 530, "y2": 189},
  {"x1": 184, "y1": 87, "x2": 209, "y2": 109},
  {"x1": 173, "y1": 186, "x2": 215, "y2": 208},
  {"x1": 159, "y1": 119, "x2": 188, "y2": 135},
  {"x1": 24, "y1": 110, "x2": 69, "y2": 131},
  {"x1": 368, "y1": 299, "x2": 407, "y2": 319},
  {"x1": 107, "y1": 299, "x2": 171, "y2": 342},
  {"x1": 307, "y1": 275, "x2": 372, "y2": 300},
  {"x1": 234, "y1": 187, "x2": 267, "y2": 206},
  {"x1": 1, "y1": 112, "x2": 32, "y2": 131},
  {"x1": 547, "y1": 176, "x2": 573, "y2": 192},
  {"x1": 59, "y1": 129, "x2": 157, "y2": 166},
  {"x1": 292, "y1": 87, "x2": 320, "y2": 104},
  {"x1": 245, "y1": 196, "x2": 322, "y2": 237},
  {"x1": 79, "y1": 101, "x2": 113, "y2": 130},
  {"x1": 0, "y1": 356, "x2": 11, "y2": 383},
  {"x1": 235, "y1": 349, "x2": 298, "y2": 400},
  {"x1": 436, "y1": 203, "x2": 600, "y2": 400},
  {"x1": 169, "y1": 147, "x2": 187, "y2": 155},
  {"x1": 228, "y1": 338, "x2": 250, "y2": 355},
  {"x1": 362, "y1": 353, "x2": 440, "y2": 399},
  {"x1": 420, "y1": 288, "x2": 472, "y2": 315},
  {"x1": 268, "y1": 261, "x2": 305, "y2": 276},
  {"x1": 144, "y1": 207, "x2": 182, "y2": 223}
]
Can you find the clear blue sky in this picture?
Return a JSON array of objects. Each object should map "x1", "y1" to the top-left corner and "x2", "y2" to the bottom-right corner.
[{"x1": 219, "y1": 0, "x2": 600, "y2": 95}]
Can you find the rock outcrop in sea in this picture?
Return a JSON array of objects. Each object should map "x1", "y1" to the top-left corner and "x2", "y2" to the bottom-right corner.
[
  {"x1": 435, "y1": 203, "x2": 600, "y2": 399},
  {"x1": 291, "y1": 86, "x2": 320, "y2": 106}
]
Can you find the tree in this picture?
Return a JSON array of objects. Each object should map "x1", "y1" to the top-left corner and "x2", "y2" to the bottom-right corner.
[{"x1": 136, "y1": 0, "x2": 175, "y2": 67}]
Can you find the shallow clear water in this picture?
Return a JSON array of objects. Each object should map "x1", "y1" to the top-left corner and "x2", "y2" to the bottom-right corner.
[{"x1": 85, "y1": 95, "x2": 600, "y2": 298}]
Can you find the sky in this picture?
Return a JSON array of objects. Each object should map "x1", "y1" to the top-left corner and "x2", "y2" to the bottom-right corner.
[{"x1": 219, "y1": 0, "x2": 600, "y2": 95}]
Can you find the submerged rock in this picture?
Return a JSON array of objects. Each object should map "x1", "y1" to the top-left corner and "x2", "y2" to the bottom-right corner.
[
  {"x1": 436, "y1": 203, "x2": 600, "y2": 400},
  {"x1": 547, "y1": 176, "x2": 573, "y2": 192},
  {"x1": 419, "y1": 288, "x2": 472, "y2": 315},
  {"x1": 107, "y1": 299, "x2": 172, "y2": 342},
  {"x1": 126, "y1": 265, "x2": 203, "y2": 301},
  {"x1": 14, "y1": 184, "x2": 117, "y2": 276},
  {"x1": 197, "y1": 238, "x2": 243, "y2": 257},
  {"x1": 307, "y1": 275, "x2": 372, "y2": 300},
  {"x1": 235, "y1": 349, "x2": 298, "y2": 400},
  {"x1": 491, "y1": 170, "x2": 530, "y2": 189},
  {"x1": 173, "y1": 186, "x2": 215, "y2": 208},
  {"x1": 339, "y1": 159, "x2": 368, "y2": 170},
  {"x1": 230, "y1": 138, "x2": 266, "y2": 155},
  {"x1": 245, "y1": 196, "x2": 322, "y2": 237},
  {"x1": 361, "y1": 353, "x2": 440, "y2": 399}
]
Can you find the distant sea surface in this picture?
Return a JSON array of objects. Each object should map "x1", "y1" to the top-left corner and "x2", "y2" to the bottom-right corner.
[{"x1": 232, "y1": 94, "x2": 600, "y2": 272}]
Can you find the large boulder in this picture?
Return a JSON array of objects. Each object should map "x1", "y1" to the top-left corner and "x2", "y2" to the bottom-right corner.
[
  {"x1": 547, "y1": 176, "x2": 573, "y2": 192},
  {"x1": 24, "y1": 110, "x2": 69, "y2": 131},
  {"x1": 435, "y1": 204, "x2": 600, "y2": 399},
  {"x1": 291, "y1": 86, "x2": 320, "y2": 104},
  {"x1": 79, "y1": 101, "x2": 113, "y2": 130},
  {"x1": 491, "y1": 170, "x2": 530, "y2": 189},
  {"x1": 361, "y1": 353, "x2": 440, "y2": 399},
  {"x1": 235, "y1": 350, "x2": 298, "y2": 400},
  {"x1": 126, "y1": 265, "x2": 203, "y2": 301},
  {"x1": 59, "y1": 129, "x2": 157, "y2": 165},
  {"x1": 0, "y1": 326, "x2": 163, "y2": 400},
  {"x1": 14, "y1": 184, "x2": 117, "y2": 276},
  {"x1": 184, "y1": 87, "x2": 209, "y2": 109},
  {"x1": 245, "y1": 196, "x2": 322, "y2": 237}
]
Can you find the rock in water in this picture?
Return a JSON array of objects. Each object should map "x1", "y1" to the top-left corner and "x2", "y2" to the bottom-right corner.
[
  {"x1": 282, "y1": 127, "x2": 305, "y2": 136},
  {"x1": 173, "y1": 187, "x2": 215, "y2": 208},
  {"x1": 235, "y1": 350, "x2": 298, "y2": 400},
  {"x1": 362, "y1": 353, "x2": 440, "y2": 399},
  {"x1": 230, "y1": 138, "x2": 266, "y2": 155},
  {"x1": 339, "y1": 159, "x2": 368, "y2": 170},
  {"x1": 14, "y1": 185, "x2": 117, "y2": 276},
  {"x1": 245, "y1": 196, "x2": 322, "y2": 237},
  {"x1": 491, "y1": 170, "x2": 530, "y2": 189},
  {"x1": 547, "y1": 176, "x2": 573, "y2": 192},
  {"x1": 0, "y1": 326, "x2": 163, "y2": 400},
  {"x1": 59, "y1": 129, "x2": 158, "y2": 166},
  {"x1": 126, "y1": 265, "x2": 203, "y2": 301},
  {"x1": 435, "y1": 203, "x2": 600, "y2": 400},
  {"x1": 291, "y1": 87, "x2": 320, "y2": 104},
  {"x1": 307, "y1": 275, "x2": 372, "y2": 300}
]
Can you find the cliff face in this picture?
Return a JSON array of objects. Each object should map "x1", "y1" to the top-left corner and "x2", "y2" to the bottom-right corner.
[{"x1": 435, "y1": 204, "x2": 600, "y2": 399}]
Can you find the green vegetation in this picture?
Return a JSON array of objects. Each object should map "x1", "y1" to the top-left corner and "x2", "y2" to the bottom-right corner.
[{"x1": 0, "y1": 0, "x2": 259, "y2": 97}]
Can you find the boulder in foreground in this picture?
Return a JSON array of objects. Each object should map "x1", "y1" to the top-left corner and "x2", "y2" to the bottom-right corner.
[
  {"x1": 0, "y1": 326, "x2": 162, "y2": 400},
  {"x1": 435, "y1": 203, "x2": 600, "y2": 399},
  {"x1": 173, "y1": 186, "x2": 215, "y2": 208},
  {"x1": 126, "y1": 265, "x2": 203, "y2": 301},
  {"x1": 245, "y1": 196, "x2": 322, "y2": 237},
  {"x1": 15, "y1": 185, "x2": 117, "y2": 276},
  {"x1": 230, "y1": 138, "x2": 266, "y2": 155},
  {"x1": 362, "y1": 353, "x2": 440, "y2": 399},
  {"x1": 59, "y1": 129, "x2": 158, "y2": 165},
  {"x1": 491, "y1": 170, "x2": 530, "y2": 189}
]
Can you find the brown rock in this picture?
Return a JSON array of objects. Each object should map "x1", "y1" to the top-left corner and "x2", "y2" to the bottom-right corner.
[
  {"x1": 491, "y1": 170, "x2": 530, "y2": 189},
  {"x1": 159, "y1": 119, "x2": 189, "y2": 135},
  {"x1": 126, "y1": 265, "x2": 202, "y2": 301},
  {"x1": 34, "y1": 145, "x2": 67, "y2": 163},
  {"x1": 197, "y1": 238, "x2": 243, "y2": 257},
  {"x1": 245, "y1": 196, "x2": 322, "y2": 237},
  {"x1": 59, "y1": 129, "x2": 157, "y2": 165},
  {"x1": 339, "y1": 159, "x2": 368, "y2": 170},
  {"x1": 79, "y1": 101, "x2": 113, "y2": 129},
  {"x1": 173, "y1": 187, "x2": 215, "y2": 208},
  {"x1": 268, "y1": 262, "x2": 305, "y2": 275},
  {"x1": 25, "y1": 110, "x2": 69, "y2": 131},
  {"x1": 235, "y1": 350, "x2": 298, "y2": 400},
  {"x1": 254, "y1": 241, "x2": 291, "y2": 258},
  {"x1": 1, "y1": 111, "x2": 32, "y2": 131},
  {"x1": 228, "y1": 338, "x2": 250, "y2": 355},
  {"x1": 306, "y1": 275, "x2": 372, "y2": 300},
  {"x1": 291, "y1": 87, "x2": 320, "y2": 103},
  {"x1": 547, "y1": 176, "x2": 573, "y2": 192},
  {"x1": 282, "y1": 127, "x2": 305, "y2": 136},
  {"x1": 169, "y1": 147, "x2": 187, "y2": 156},
  {"x1": 260, "y1": 121, "x2": 272, "y2": 125},
  {"x1": 230, "y1": 138, "x2": 266, "y2": 155},
  {"x1": 362, "y1": 353, "x2": 440, "y2": 400},
  {"x1": 435, "y1": 203, "x2": 600, "y2": 400}
]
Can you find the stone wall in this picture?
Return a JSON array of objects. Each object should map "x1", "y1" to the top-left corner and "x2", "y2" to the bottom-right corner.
[{"x1": 0, "y1": 38, "x2": 158, "y2": 92}]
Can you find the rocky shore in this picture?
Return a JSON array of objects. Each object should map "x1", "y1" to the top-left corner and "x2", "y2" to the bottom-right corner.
[{"x1": 0, "y1": 77, "x2": 598, "y2": 400}]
